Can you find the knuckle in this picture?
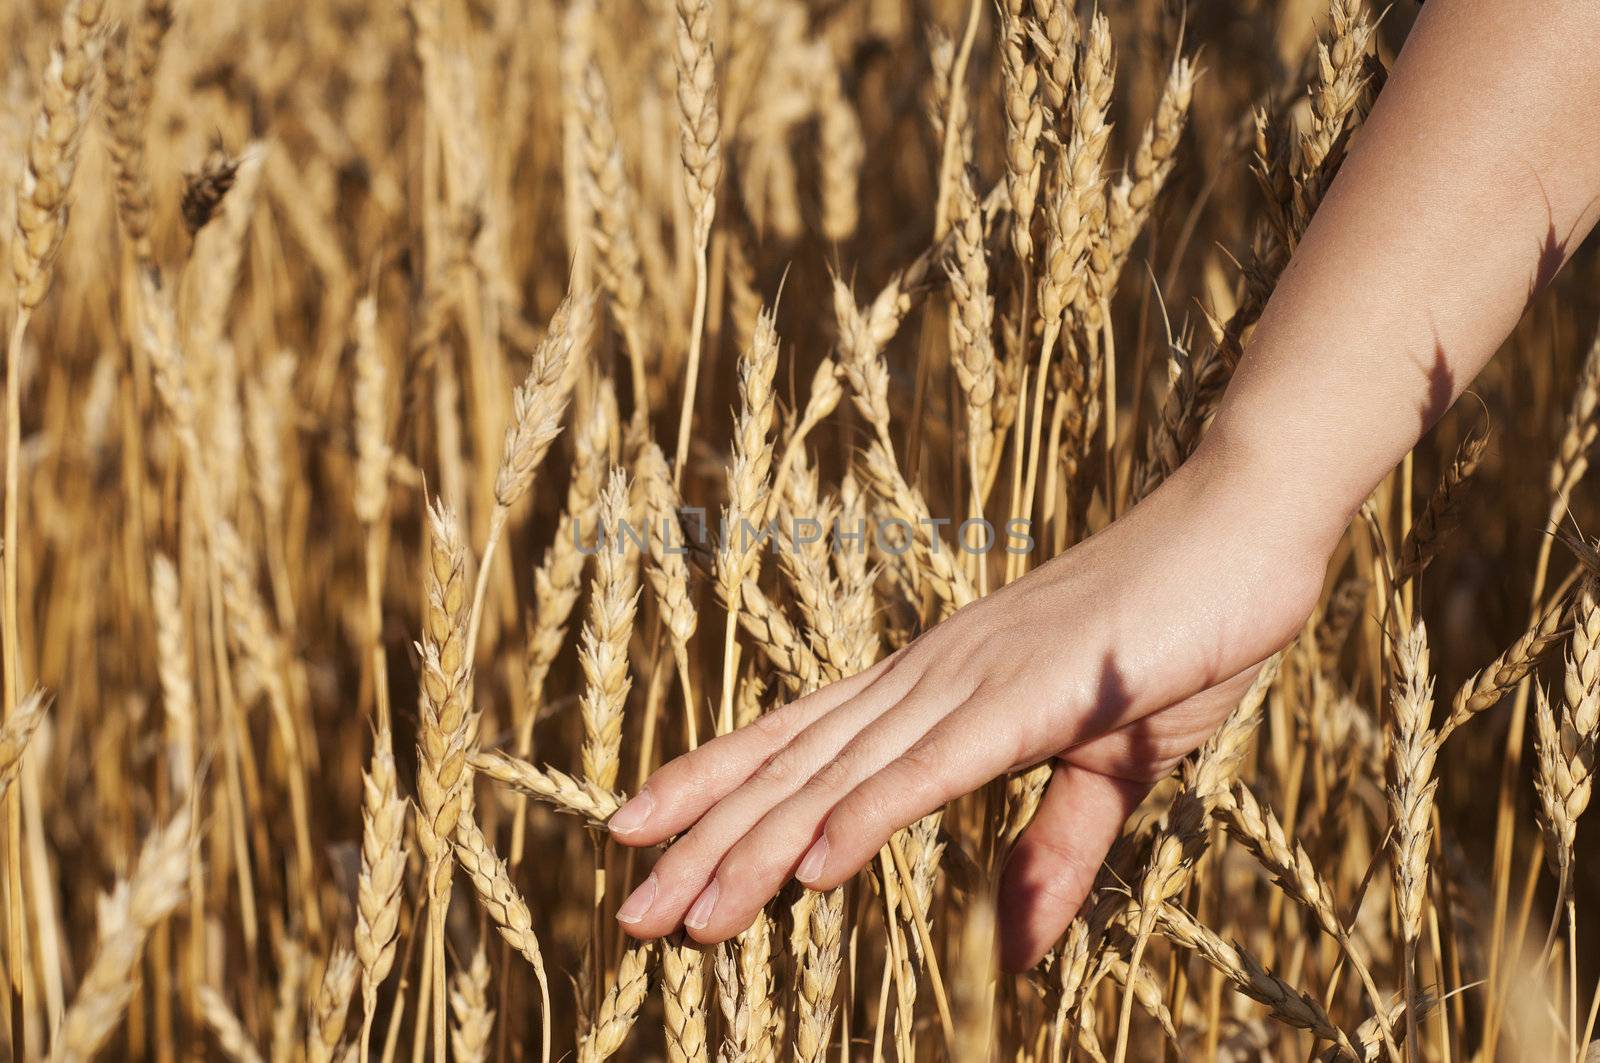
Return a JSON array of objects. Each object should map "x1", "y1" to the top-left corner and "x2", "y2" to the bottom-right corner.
[
  {"x1": 896, "y1": 737, "x2": 940, "y2": 777},
  {"x1": 808, "y1": 749, "x2": 859, "y2": 794},
  {"x1": 749, "y1": 704, "x2": 796, "y2": 743},
  {"x1": 833, "y1": 781, "x2": 891, "y2": 841},
  {"x1": 646, "y1": 755, "x2": 692, "y2": 797},
  {"x1": 1020, "y1": 840, "x2": 1096, "y2": 908},
  {"x1": 750, "y1": 750, "x2": 802, "y2": 789},
  {"x1": 714, "y1": 847, "x2": 768, "y2": 900},
  {"x1": 650, "y1": 839, "x2": 708, "y2": 887}
]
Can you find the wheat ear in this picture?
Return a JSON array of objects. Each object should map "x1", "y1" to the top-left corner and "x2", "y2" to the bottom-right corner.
[
  {"x1": 415, "y1": 499, "x2": 476, "y2": 1062},
  {"x1": 49, "y1": 807, "x2": 193, "y2": 1063},
  {"x1": 453, "y1": 807, "x2": 552, "y2": 1061},
  {"x1": 813, "y1": 46, "x2": 864, "y2": 243},
  {"x1": 467, "y1": 291, "x2": 585, "y2": 653},
  {"x1": 1103, "y1": 49, "x2": 1195, "y2": 293},
  {"x1": 104, "y1": 0, "x2": 172, "y2": 266},
  {"x1": 998, "y1": 0, "x2": 1043, "y2": 264},
  {"x1": 578, "y1": 63, "x2": 650, "y2": 415},
  {"x1": 579, "y1": 470, "x2": 639, "y2": 792},
  {"x1": 1027, "y1": 0, "x2": 1078, "y2": 122},
  {"x1": 1138, "y1": 901, "x2": 1361, "y2": 1059},
  {"x1": 1397, "y1": 431, "x2": 1488, "y2": 583},
  {"x1": 307, "y1": 947, "x2": 358, "y2": 1063},
  {"x1": 662, "y1": 934, "x2": 709, "y2": 1063},
  {"x1": 946, "y1": 165, "x2": 998, "y2": 501},
  {"x1": 1442, "y1": 588, "x2": 1569, "y2": 740},
  {"x1": 449, "y1": 943, "x2": 494, "y2": 1063},
  {"x1": 149, "y1": 554, "x2": 197, "y2": 792},
  {"x1": 1219, "y1": 781, "x2": 1398, "y2": 1055},
  {"x1": 356, "y1": 726, "x2": 407, "y2": 1060},
  {"x1": 1535, "y1": 574, "x2": 1600, "y2": 911},
  {"x1": 714, "y1": 308, "x2": 779, "y2": 733},
  {"x1": 638, "y1": 441, "x2": 700, "y2": 746},
  {"x1": 471, "y1": 749, "x2": 622, "y2": 825},
  {"x1": 669, "y1": 0, "x2": 722, "y2": 482},
  {"x1": 0, "y1": 689, "x2": 48, "y2": 806},
  {"x1": 515, "y1": 382, "x2": 614, "y2": 843},
  {"x1": 577, "y1": 942, "x2": 653, "y2": 1063},
  {"x1": 12, "y1": 0, "x2": 107, "y2": 310},
  {"x1": 717, "y1": 912, "x2": 776, "y2": 1062},
  {"x1": 728, "y1": 577, "x2": 823, "y2": 695},
  {"x1": 199, "y1": 986, "x2": 265, "y2": 1063},
  {"x1": 1386, "y1": 612, "x2": 1438, "y2": 1050}
]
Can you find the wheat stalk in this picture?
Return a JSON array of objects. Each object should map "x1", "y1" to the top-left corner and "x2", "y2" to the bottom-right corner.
[
  {"x1": 4, "y1": 2, "x2": 110, "y2": 995},
  {"x1": 271, "y1": 938, "x2": 306, "y2": 1063},
  {"x1": 210, "y1": 517, "x2": 317, "y2": 929}
]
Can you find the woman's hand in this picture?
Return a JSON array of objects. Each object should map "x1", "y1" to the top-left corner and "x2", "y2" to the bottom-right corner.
[
  {"x1": 606, "y1": 439, "x2": 1336, "y2": 970},
  {"x1": 590, "y1": 0, "x2": 1600, "y2": 974}
]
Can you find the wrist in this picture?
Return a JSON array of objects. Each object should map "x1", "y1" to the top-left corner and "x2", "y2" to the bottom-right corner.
[
  {"x1": 1187, "y1": 406, "x2": 1358, "y2": 553},
  {"x1": 1164, "y1": 420, "x2": 1348, "y2": 580}
]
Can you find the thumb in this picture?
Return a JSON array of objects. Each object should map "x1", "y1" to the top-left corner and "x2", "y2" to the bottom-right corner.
[{"x1": 997, "y1": 761, "x2": 1148, "y2": 972}]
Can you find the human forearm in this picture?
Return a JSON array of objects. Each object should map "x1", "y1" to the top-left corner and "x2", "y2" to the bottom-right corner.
[{"x1": 1204, "y1": 0, "x2": 1600, "y2": 540}]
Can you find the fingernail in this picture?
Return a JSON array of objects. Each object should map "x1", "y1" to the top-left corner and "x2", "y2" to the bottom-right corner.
[
  {"x1": 684, "y1": 881, "x2": 719, "y2": 931},
  {"x1": 796, "y1": 835, "x2": 830, "y2": 885},
  {"x1": 615, "y1": 874, "x2": 657, "y2": 925},
  {"x1": 608, "y1": 789, "x2": 655, "y2": 835}
]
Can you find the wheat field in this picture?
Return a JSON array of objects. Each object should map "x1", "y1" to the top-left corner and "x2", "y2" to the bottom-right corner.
[{"x1": 0, "y1": 0, "x2": 1597, "y2": 1059}]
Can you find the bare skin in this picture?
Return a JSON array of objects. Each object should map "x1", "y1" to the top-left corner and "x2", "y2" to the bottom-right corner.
[{"x1": 608, "y1": 0, "x2": 1600, "y2": 971}]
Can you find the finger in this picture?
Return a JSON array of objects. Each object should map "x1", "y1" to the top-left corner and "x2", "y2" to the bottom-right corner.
[
  {"x1": 794, "y1": 692, "x2": 1021, "y2": 893},
  {"x1": 612, "y1": 658, "x2": 928, "y2": 937},
  {"x1": 608, "y1": 648, "x2": 909, "y2": 845},
  {"x1": 996, "y1": 762, "x2": 1147, "y2": 972},
  {"x1": 676, "y1": 671, "x2": 975, "y2": 943}
]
